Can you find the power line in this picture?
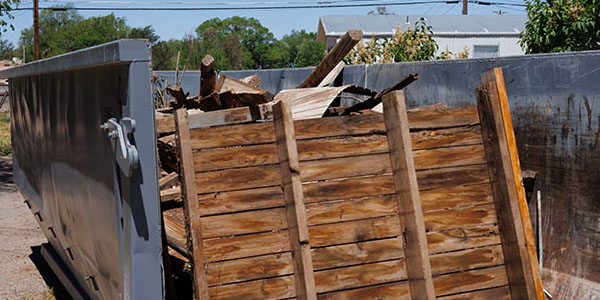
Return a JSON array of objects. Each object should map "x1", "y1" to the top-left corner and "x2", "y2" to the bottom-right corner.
[{"x1": 12, "y1": 1, "x2": 464, "y2": 11}]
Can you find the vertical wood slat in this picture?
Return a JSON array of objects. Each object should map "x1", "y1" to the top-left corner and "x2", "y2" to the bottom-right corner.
[
  {"x1": 477, "y1": 68, "x2": 544, "y2": 300},
  {"x1": 175, "y1": 109, "x2": 210, "y2": 300},
  {"x1": 273, "y1": 100, "x2": 318, "y2": 300},
  {"x1": 382, "y1": 91, "x2": 436, "y2": 300}
]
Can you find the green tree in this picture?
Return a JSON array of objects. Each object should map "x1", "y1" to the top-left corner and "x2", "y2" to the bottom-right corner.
[
  {"x1": 0, "y1": 39, "x2": 15, "y2": 59},
  {"x1": 0, "y1": 0, "x2": 19, "y2": 34},
  {"x1": 281, "y1": 30, "x2": 324, "y2": 67},
  {"x1": 294, "y1": 39, "x2": 325, "y2": 67},
  {"x1": 19, "y1": 5, "x2": 160, "y2": 60},
  {"x1": 520, "y1": 0, "x2": 600, "y2": 53},
  {"x1": 195, "y1": 17, "x2": 281, "y2": 69},
  {"x1": 129, "y1": 25, "x2": 160, "y2": 45}
]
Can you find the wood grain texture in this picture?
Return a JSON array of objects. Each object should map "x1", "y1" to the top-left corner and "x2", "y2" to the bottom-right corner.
[
  {"x1": 311, "y1": 237, "x2": 403, "y2": 270},
  {"x1": 297, "y1": 30, "x2": 362, "y2": 88},
  {"x1": 437, "y1": 286, "x2": 511, "y2": 300},
  {"x1": 314, "y1": 260, "x2": 407, "y2": 293},
  {"x1": 423, "y1": 204, "x2": 498, "y2": 232},
  {"x1": 383, "y1": 90, "x2": 435, "y2": 300},
  {"x1": 305, "y1": 195, "x2": 397, "y2": 226},
  {"x1": 192, "y1": 126, "x2": 482, "y2": 172},
  {"x1": 420, "y1": 183, "x2": 493, "y2": 212},
  {"x1": 205, "y1": 252, "x2": 294, "y2": 286},
  {"x1": 197, "y1": 186, "x2": 284, "y2": 216},
  {"x1": 429, "y1": 244, "x2": 504, "y2": 276},
  {"x1": 479, "y1": 68, "x2": 543, "y2": 300},
  {"x1": 308, "y1": 216, "x2": 402, "y2": 247},
  {"x1": 427, "y1": 224, "x2": 501, "y2": 254},
  {"x1": 273, "y1": 100, "x2": 318, "y2": 300},
  {"x1": 174, "y1": 109, "x2": 209, "y2": 300},
  {"x1": 203, "y1": 230, "x2": 290, "y2": 262},
  {"x1": 200, "y1": 207, "x2": 287, "y2": 238},
  {"x1": 159, "y1": 172, "x2": 179, "y2": 189},
  {"x1": 316, "y1": 264, "x2": 507, "y2": 300},
  {"x1": 188, "y1": 107, "x2": 479, "y2": 149},
  {"x1": 194, "y1": 147, "x2": 485, "y2": 194},
  {"x1": 208, "y1": 275, "x2": 295, "y2": 300}
]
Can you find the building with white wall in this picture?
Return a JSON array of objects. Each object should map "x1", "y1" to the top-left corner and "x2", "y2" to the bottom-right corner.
[{"x1": 317, "y1": 15, "x2": 527, "y2": 58}]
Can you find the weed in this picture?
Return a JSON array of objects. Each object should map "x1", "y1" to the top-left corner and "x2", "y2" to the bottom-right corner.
[{"x1": 0, "y1": 112, "x2": 10, "y2": 156}]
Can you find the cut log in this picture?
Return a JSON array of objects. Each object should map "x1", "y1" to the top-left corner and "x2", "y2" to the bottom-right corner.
[
  {"x1": 157, "y1": 135, "x2": 177, "y2": 173},
  {"x1": 200, "y1": 55, "x2": 216, "y2": 97},
  {"x1": 297, "y1": 30, "x2": 363, "y2": 88},
  {"x1": 240, "y1": 74, "x2": 262, "y2": 87},
  {"x1": 156, "y1": 111, "x2": 175, "y2": 135},
  {"x1": 167, "y1": 85, "x2": 187, "y2": 109},
  {"x1": 219, "y1": 90, "x2": 274, "y2": 109},
  {"x1": 217, "y1": 75, "x2": 265, "y2": 94},
  {"x1": 197, "y1": 93, "x2": 222, "y2": 112}
]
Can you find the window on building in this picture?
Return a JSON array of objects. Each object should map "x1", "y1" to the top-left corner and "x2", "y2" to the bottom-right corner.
[{"x1": 473, "y1": 45, "x2": 499, "y2": 58}]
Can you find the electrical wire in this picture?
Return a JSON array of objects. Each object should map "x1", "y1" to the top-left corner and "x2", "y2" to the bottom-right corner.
[{"x1": 11, "y1": 1, "x2": 465, "y2": 11}]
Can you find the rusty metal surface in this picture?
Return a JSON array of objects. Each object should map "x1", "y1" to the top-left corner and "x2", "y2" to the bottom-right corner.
[{"x1": 0, "y1": 40, "x2": 163, "y2": 300}]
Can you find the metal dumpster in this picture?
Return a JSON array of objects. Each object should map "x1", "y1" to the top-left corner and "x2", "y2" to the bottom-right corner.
[{"x1": 0, "y1": 40, "x2": 163, "y2": 300}]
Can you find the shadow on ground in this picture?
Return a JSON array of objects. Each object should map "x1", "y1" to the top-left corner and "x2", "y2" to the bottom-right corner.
[
  {"x1": 29, "y1": 246, "x2": 74, "y2": 300},
  {"x1": 0, "y1": 155, "x2": 14, "y2": 192}
]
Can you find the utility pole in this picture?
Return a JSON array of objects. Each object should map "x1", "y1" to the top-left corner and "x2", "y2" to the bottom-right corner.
[
  {"x1": 462, "y1": 0, "x2": 468, "y2": 15},
  {"x1": 33, "y1": 0, "x2": 39, "y2": 60}
]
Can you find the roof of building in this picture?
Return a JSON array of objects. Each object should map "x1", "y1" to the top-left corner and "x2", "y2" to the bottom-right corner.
[{"x1": 318, "y1": 15, "x2": 527, "y2": 41}]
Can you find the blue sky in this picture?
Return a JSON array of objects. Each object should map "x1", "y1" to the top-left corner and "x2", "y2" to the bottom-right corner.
[{"x1": 2, "y1": 0, "x2": 527, "y2": 45}]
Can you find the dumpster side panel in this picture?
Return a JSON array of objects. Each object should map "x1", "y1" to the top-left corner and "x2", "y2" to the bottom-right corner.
[{"x1": 4, "y1": 40, "x2": 162, "y2": 300}]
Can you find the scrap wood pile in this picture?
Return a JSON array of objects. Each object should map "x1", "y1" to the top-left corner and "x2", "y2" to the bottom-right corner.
[{"x1": 154, "y1": 31, "x2": 543, "y2": 300}]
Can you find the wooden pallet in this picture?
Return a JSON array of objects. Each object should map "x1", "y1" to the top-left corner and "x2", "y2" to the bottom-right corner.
[{"x1": 168, "y1": 68, "x2": 543, "y2": 300}]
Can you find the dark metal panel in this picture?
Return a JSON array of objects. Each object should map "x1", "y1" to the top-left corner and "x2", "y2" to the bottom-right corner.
[{"x1": 5, "y1": 40, "x2": 162, "y2": 300}]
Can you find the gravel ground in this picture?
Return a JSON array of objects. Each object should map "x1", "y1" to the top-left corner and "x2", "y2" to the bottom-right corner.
[{"x1": 0, "y1": 156, "x2": 70, "y2": 300}]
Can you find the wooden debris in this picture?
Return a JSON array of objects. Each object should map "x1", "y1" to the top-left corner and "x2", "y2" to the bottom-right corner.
[
  {"x1": 167, "y1": 85, "x2": 187, "y2": 109},
  {"x1": 161, "y1": 186, "x2": 181, "y2": 202},
  {"x1": 240, "y1": 74, "x2": 262, "y2": 87},
  {"x1": 219, "y1": 90, "x2": 274, "y2": 109},
  {"x1": 200, "y1": 55, "x2": 216, "y2": 97},
  {"x1": 297, "y1": 30, "x2": 362, "y2": 88},
  {"x1": 317, "y1": 61, "x2": 345, "y2": 87},
  {"x1": 159, "y1": 172, "x2": 179, "y2": 189},
  {"x1": 342, "y1": 73, "x2": 419, "y2": 115}
]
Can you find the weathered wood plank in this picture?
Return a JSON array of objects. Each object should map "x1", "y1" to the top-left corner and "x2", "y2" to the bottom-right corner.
[
  {"x1": 200, "y1": 207, "x2": 287, "y2": 238},
  {"x1": 208, "y1": 275, "x2": 295, "y2": 300},
  {"x1": 314, "y1": 260, "x2": 407, "y2": 293},
  {"x1": 478, "y1": 68, "x2": 543, "y2": 300},
  {"x1": 427, "y1": 224, "x2": 501, "y2": 254},
  {"x1": 297, "y1": 30, "x2": 362, "y2": 88},
  {"x1": 197, "y1": 186, "x2": 284, "y2": 216},
  {"x1": 187, "y1": 104, "x2": 272, "y2": 130},
  {"x1": 433, "y1": 265, "x2": 508, "y2": 296},
  {"x1": 189, "y1": 107, "x2": 479, "y2": 149},
  {"x1": 420, "y1": 183, "x2": 493, "y2": 212},
  {"x1": 437, "y1": 286, "x2": 511, "y2": 300},
  {"x1": 308, "y1": 216, "x2": 402, "y2": 248},
  {"x1": 194, "y1": 148, "x2": 485, "y2": 194},
  {"x1": 159, "y1": 172, "x2": 179, "y2": 189},
  {"x1": 424, "y1": 204, "x2": 498, "y2": 232},
  {"x1": 306, "y1": 195, "x2": 397, "y2": 226},
  {"x1": 205, "y1": 252, "x2": 294, "y2": 286},
  {"x1": 174, "y1": 109, "x2": 209, "y2": 300},
  {"x1": 316, "y1": 266, "x2": 507, "y2": 300},
  {"x1": 160, "y1": 186, "x2": 181, "y2": 202},
  {"x1": 203, "y1": 230, "x2": 290, "y2": 262},
  {"x1": 383, "y1": 91, "x2": 435, "y2": 300},
  {"x1": 430, "y1": 244, "x2": 504, "y2": 276},
  {"x1": 193, "y1": 165, "x2": 490, "y2": 217},
  {"x1": 163, "y1": 208, "x2": 189, "y2": 257},
  {"x1": 192, "y1": 126, "x2": 483, "y2": 172},
  {"x1": 273, "y1": 100, "x2": 318, "y2": 300},
  {"x1": 311, "y1": 238, "x2": 403, "y2": 271}
]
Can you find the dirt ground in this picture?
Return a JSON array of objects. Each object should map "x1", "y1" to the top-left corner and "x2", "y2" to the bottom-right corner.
[{"x1": 0, "y1": 156, "x2": 71, "y2": 300}]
